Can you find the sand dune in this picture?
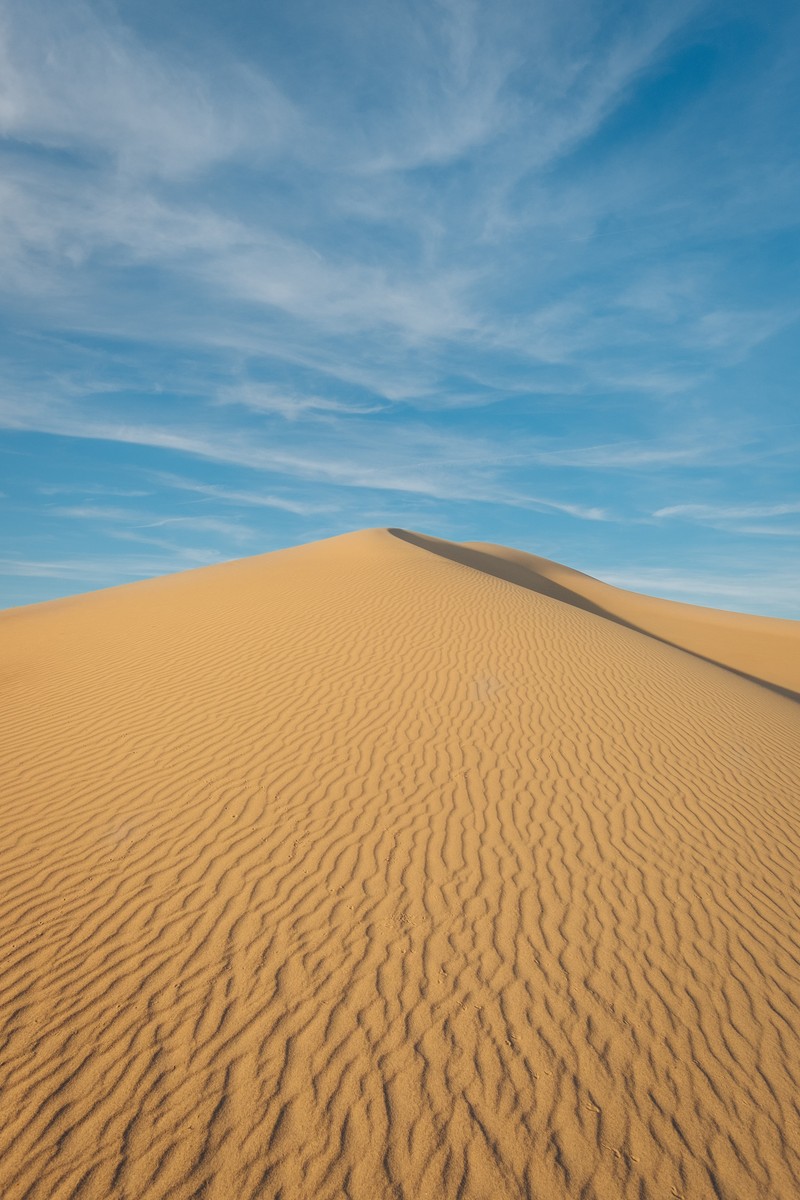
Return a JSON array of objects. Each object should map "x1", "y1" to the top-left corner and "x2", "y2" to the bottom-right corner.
[
  {"x1": 1, "y1": 527, "x2": 799, "y2": 1200},
  {"x1": 395, "y1": 529, "x2": 800, "y2": 698}
]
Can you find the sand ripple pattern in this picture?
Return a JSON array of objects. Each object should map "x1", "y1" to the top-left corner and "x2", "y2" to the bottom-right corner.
[{"x1": 1, "y1": 528, "x2": 799, "y2": 1199}]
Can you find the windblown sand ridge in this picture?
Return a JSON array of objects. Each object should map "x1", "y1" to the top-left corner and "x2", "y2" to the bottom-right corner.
[{"x1": 1, "y1": 528, "x2": 799, "y2": 1200}]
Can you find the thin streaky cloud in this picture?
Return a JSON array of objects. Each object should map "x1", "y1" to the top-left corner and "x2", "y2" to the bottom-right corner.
[
  {"x1": 216, "y1": 383, "x2": 386, "y2": 420},
  {"x1": 0, "y1": 396, "x2": 609, "y2": 519},
  {"x1": 725, "y1": 524, "x2": 800, "y2": 537},
  {"x1": 46, "y1": 503, "x2": 255, "y2": 543},
  {"x1": 152, "y1": 473, "x2": 339, "y2": 516},
  {"x1": 0, "y1": 0, "x2": 298, "y2": 179},
  {"x1": 0, "y1": 550, "x2": 220, "y2": 581},
  {"x1": 136, "y1": 516, "x2": 254, "y2": 540},
  {"x1": 655, "y1": 502, "x2": 800, "y2": 519},
  {"x1": 50, "y1": 504, "x2": 139, "y2": 521},
  {"x1": 38, "y1": 485, "x2": 151, "y2": 497},
  {"x1": 593, "y1": 568, "x2": 800, "y2": 615},
  {"x1": 531, "y1": 442, "x2": 710, "y2": 469}
]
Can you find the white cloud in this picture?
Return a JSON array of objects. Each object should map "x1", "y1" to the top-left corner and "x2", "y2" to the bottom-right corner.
[
  {"x1": 0, "y1": 548, "x2": 220, "y2": 581},
  {"x1": 593, "y1": 566, "x2": 800, "y2": 615},
  {"x1": 0, "y1": 390, "x2": 607, "y2": 519},
  {"x1": 728, "y1": 524, "x2": 800, "y2": 538},
  {"x1": 0, "y1": 0, "x2": 295, "y2": 179},
  {"x1": 686, "y1": 308, "x2": 796, "y2": 359},
  {"x1": 217, "y1": 383, "x2": 384, "y2": 419},
  {"x1": 0, "y1": 0, "x2": 723, "y2": 365},
  {"x1": 205, "y1": 240, "x2": 479, "y2": 341},
  {"x1": 135, "y1": 516, "x2": 253, "y2": 541},
  {"x1": 47, "y1": 502, "x2": 255, "y2": 543},
  {"x1": 153, "y1": 472, "x2": 338, "y2": 516},
  {"x1": 533, "y1": 440, "x2": 709, "y2": 468},
  {"x1": 50, "y1": 504, "x2": 136, "y2": 520},
  {"x1": 352, "y1": 5, "x2": 514, "y2": 174},
  {"x1": 38, "y1": 484, "x2": 150, "y2": 497},
  {"x1": 655, "y1": 502, "x2": 800, "y2": 519}
]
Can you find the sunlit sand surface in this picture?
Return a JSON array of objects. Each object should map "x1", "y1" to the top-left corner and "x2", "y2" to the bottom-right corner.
[{"x1": 1, "y1": 528, "x2": 799, "y2": 1199}]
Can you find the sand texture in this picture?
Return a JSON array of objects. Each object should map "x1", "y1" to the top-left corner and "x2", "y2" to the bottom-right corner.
[{"x1": 1, "y1": 527, "x2": 799, "y2": 1200}]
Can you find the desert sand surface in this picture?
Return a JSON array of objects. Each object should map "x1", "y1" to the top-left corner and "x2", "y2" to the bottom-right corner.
[{"x1": 1, "y1": 526, "x2": 799, "y2": 1200}]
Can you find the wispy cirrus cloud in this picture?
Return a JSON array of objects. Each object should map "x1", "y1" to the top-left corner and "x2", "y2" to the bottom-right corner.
[
  {"x1": 152, "y1": 473, "x2": 339, "y2": 516},
  {"x1": 531, "y1": 440, "x2": 711, "y2": 468},
  {"x1": 50, "y1": 504, "x2": 137, "y2": 521},
  {"x1": 215, "y1": 383, "x2": 384, "y2": 420},
  {"x1": 651, "y1": 499, "x2": 800, "y2": 542},
  {"x1": 38, "y1": 485, "x2": 151, "y2": 497},
  {"x1": 0, "y1": 0, "x2": 748, "y2": 363},
  {"x1": 45, "y1": 502, "x2": 252, "y2": 539},
  {"x1": 727, "y1": 525, "x2": 800, "y2": 538},
  {"x1": 0, "y1": 0, "x2": 296, "y2": 179},
  {"x1": 0, "y1": 546, "x2": 221, "y2": 582},
  {"x1": 593, "y1": 565, "x2": 800, "y2": 615},
  {"x1": 136, "y1": 516, "x2": 254, "y2": 541},
  {"x1": 0, "y1": 387, "x2": 611, "y2": 518},
  {"x1": 655, "y1": 501, "x2": 800, "y2": 519}
]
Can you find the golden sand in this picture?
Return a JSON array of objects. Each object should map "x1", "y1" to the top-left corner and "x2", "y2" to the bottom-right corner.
[{"x1": 1, "y1": 528, "x2": 799, "y2": 1199}]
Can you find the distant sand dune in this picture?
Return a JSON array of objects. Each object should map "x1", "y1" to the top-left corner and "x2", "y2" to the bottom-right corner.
[
  {"x1": 393, "y1": 529, "x2": 800, "y2": 699},
  {"x1": 1, "y1": 528, "x2": 799, "y2": 1199}
]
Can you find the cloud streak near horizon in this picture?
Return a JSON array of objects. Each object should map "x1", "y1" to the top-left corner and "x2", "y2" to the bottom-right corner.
[{"x1": 1, "y1": 0, "x2": 798, "y2": 614}]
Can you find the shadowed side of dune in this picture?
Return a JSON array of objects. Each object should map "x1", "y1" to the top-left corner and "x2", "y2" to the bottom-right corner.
[{"x1": 389, "y1": 528, "x2": 800, "y2": 703}]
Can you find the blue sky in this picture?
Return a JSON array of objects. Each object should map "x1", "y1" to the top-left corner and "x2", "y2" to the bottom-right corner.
[{"x1": 1, "y1": 0, "x2": 799, "y2": 614}]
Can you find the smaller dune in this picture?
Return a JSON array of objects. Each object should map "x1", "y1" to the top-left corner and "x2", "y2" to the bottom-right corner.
[{"x1": 392, "y1": 528, "x2": 800, "y2": 698}]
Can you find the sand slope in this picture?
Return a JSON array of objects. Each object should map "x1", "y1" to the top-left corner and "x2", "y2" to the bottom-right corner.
[
  {"x1": 473, "y1": 539, "x2": 800, "y2": 698},
  {"x1": 1, "y1": 527, "x2": 799, "y2": 1200},
  {"x1": 396, "y1": 530, "x2": 800, "y2": 698}
]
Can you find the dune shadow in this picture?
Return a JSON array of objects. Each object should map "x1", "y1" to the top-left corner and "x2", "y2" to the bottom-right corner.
[{"x1": 388, "y1": 528, "x2": 799, "y2": 706}]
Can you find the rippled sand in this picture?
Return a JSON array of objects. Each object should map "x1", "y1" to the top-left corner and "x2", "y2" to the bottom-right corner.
[{"x1": 1, "y1": 528, "x2": 799, "y2": 1199}]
